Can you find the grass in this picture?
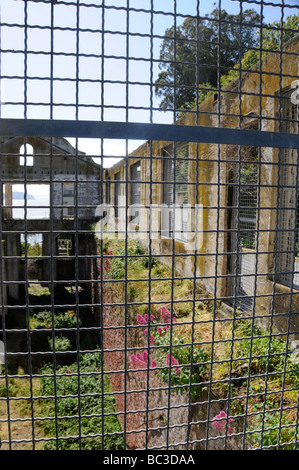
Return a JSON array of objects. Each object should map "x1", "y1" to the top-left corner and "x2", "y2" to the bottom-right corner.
[
  {"x1": 0, "y1": 371, "x2": 45, "y2": 450},
  {"x1": 28, "y1": 283, "x2": 51, "y2": 297},
  {"x1": 0, "y1": 354, "x2": 123, "y2": 450}
]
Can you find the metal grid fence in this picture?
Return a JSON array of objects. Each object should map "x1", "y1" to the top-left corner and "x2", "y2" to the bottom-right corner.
[{"x1": 0, "y1": 0, "x2": 299, "y2": 452}]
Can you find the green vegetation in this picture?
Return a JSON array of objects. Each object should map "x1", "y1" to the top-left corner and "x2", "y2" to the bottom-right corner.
[
  {"x1": 220, "y1": 13, "x2": 299, "y2": 88},
  {"x1": 154, "y1": 327, "x2": 208, "y2": 398},
  {"x1": 29, "y1": 308, "x2": 99, "y2": 361},
  {"x1": 155, "y1": 7, "x2": 260, "y2": 111},
  {"x1": 155, "y1": 9, "x2": 299, "y2": 111},
  {"x1": 0, "y1": 305, "x2": 124, "y2": 450},
  {"x1": 0, "y1": 354, "x2": 123, "y2": 451},
  {"x1": 102, "y1": 237, "x2": 299, "y2": 450},
  {"x1": 2, "y1": 236, "x2": 298, "y2": 450},
  {"x1": 38, "y1": 352, "x2": 123, "y2": 450},
  {"x1": 21, "y1": 240, "x2": 42, "y2": 257},
  {"x1": 210, "y1": 318, "x2": 299, "y2": 449}
]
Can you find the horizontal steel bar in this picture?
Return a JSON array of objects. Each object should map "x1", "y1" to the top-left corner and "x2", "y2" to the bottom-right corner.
[{"x1": 0, "y1": 118, "x2": 298, "y2": 149}]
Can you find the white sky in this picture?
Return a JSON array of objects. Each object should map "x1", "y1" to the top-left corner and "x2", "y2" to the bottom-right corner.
[{"x1": 0, "y1": 0, "x2": 298, "y2": 167}]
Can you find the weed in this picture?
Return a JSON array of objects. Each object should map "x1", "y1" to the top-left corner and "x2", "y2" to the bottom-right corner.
[{"x1": 38, "y1": 352, "x2": 124, "y2": 450}]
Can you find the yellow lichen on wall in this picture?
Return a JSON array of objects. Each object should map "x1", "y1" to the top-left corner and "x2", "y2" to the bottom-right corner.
[{"x1": 104, "y1": 35, "x2": 299, "y2": 331}]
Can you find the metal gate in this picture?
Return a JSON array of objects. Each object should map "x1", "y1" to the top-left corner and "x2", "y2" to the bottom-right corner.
[{"x1": 0, "y1": 0, "x2": 299, "y2": 453}]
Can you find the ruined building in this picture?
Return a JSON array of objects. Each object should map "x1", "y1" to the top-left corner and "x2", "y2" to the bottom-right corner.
[
  {"x1": 0, "y1": 136, "x2": 102, "y2": 310},
  {"x1": 104, "y1": 35, "x2": 299, "y2": 339}
]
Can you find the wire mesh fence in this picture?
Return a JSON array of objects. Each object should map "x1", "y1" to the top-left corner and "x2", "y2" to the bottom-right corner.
[{"x1": 0, "y1": 0, "x2": 298, "y2": 452}]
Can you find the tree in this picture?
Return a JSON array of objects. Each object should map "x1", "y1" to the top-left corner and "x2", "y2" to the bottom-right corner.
[
  {"x1": 221, "y1": 13, "x2": 299, "y2": 87},
  {"x1": 155, "y1": 6, "x2": 261, "y2": 112}
]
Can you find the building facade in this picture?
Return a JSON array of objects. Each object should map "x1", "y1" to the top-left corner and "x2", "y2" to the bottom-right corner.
[{"x1": 104, "y1": 35, "x2": 299, "y2": 337}]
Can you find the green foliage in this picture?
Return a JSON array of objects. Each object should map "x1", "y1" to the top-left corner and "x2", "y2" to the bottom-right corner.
[
  {"x1": 109, "y1": 239, "x2": 146, "y2": 279},
  {"x1": 156, "y1": 330, "x2": 208, "y2": 398},
  {"x1": 156, "y1": 8, "x2": 298, "y2": 110},
  {"x1": 21, "y1": 241, "x2": 42, "y2": 257},
  {"x1": 196, "y1": 82, "x2": 215, "y2": 105},
  {"x1": 238, "y1": 321, "x2": 299, "y2": 388},
  {"x1": 54, "y1": 311, "x2": 79, "y2": 330},
  {"x1": 221, "y1": 13, "x2": 299, "y2": 87},
  {"x1": 262, "y1": 13, "x2": 299, "y2": 51},
  {"x1": 48, "y1": 335, "x2": 72, "y2": 352},
  {"x1": 141, "y1": 256, "x2": 158, "y2": 269},
  {"x1": 246, "y1": 407, "x2": 299, "y2": 450},
  {"x1": 155, "y1": 7, "x2": 260, "y2": 111},
  {"x1": 31, "y1": 310, "x2": 79, "y2": 330},
  {"x1": 30, "y1": 309, "x2": 99, "y2": 358},
  {"x1": 0, "y1": 378, "x2": 20, "y2": 398},
  {"x1": 103, "y1": 238, "x2": 299, "y2": 449},
  {"x1": 151, "y1": 263, "x2": 169, "y2": 278},
  {"x1": 133, "y1": 310, "x2": 209, "y2": 399},
  {"x1": 39, "y1": 352, "x2": 124, "y2": 450},
  {"x1": 220, "y1": 49, "x2": 261, "y2": 87},
  {"x1": 222, "y1": 319, "x2": 299, "y2": 449}
]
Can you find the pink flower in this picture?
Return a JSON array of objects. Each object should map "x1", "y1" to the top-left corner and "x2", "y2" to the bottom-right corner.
[
  {"x1": 130, "y1": 351, "x2": 157, "y2": 376},
  {"x1": 212, "y1": 411, "x2": 235, "y2": 435},
  {"x1": 103, "y1": 257, "x2": 111, "y2": 273},
  {"x1": 166, "y1": 353, "x2": 182, "y2": 375},
  {"x1": 137, "y1": 314, "x2": 147, "y2": 325},
  {"x1": 137, "y1": 313, "x2": 156, "y2": 325},
  {"x1": 144, "y1": 330, "x2": 156, "y2": 344},
  {"x1": 161, "y1": 306, "x2": 171, "y2": 322},
  {"x1": 161, "y1": 306, "x2": 177, "y2": 326}
]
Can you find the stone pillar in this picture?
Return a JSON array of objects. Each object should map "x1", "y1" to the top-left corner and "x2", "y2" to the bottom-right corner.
[
  {"x1": 5, "y1": 233, "x2": 24, "y2": 300},
  {"x1": 0, "y1": 240, "x2": 7, "y2": 314},
  {"x1": 3, "y1": 184, "x2": 13, "y2": 219}
]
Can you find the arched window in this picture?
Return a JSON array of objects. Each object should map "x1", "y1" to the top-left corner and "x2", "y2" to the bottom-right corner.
[{"x1": 20, "y1": 144, "x2": 34, "y2": 166}]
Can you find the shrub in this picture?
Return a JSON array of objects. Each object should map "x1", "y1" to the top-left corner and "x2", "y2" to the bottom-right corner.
[{"x1": 131, "y1": 306, "x2": 208, "y2": 399}]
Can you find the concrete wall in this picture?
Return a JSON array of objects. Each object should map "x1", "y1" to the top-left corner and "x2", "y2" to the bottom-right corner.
[{"x1": 0, "y1": 241, "x2": 7, "y2": 315}]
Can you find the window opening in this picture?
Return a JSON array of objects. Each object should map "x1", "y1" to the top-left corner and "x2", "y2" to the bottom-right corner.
[
  {"x1": 5, "y1": 184, "x2": 50, "y2": 220},
  {"x1": 19, "y1": 144, "x2": 34, "y2": 166},
  {"x1": 162, "y1": 143, "x2": 189, "y2": 240},
  {"x1": 62, "y1": 182, "x2": 75, "y2": 219}
]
